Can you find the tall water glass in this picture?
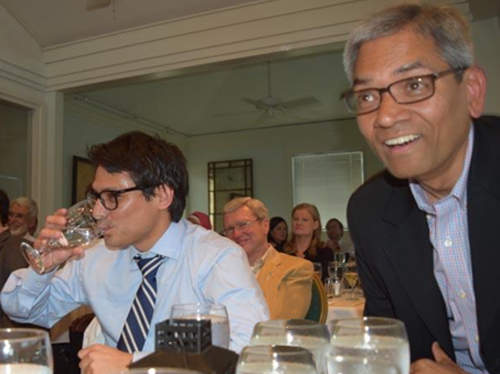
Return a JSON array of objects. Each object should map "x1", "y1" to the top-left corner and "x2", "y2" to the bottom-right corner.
[
  {"x1": 0, "y1": 328, "x2": 53, "y2": 374},
  {"x1": 109, "y1": 369, "x2": 204, "y2": 374},
  {"x1": 170, "y1": 303, "x2": 230, "y2": 349},
  {"x1": 249, "y1": 319, "x2": 330, "y2": 374},
  {"x1": 21, "y1": 200, "x2": 102, "y2": 274},
  {"x1": 236, "y1": 345, "x2": 317, "y2": 374},
  {"x1": 329, "y1": 317, "x2": 410, "y2": 374}
]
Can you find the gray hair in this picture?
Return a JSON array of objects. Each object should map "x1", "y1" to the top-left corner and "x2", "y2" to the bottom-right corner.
[
  {"x1": 343, "y1": 3, "x2": 474, "y2": 83},
  {"x1": 223, "y1": 197, "x2": 269, "y2": 221},
  {"x1": 11, "y1": 197, "x2": 38, "y2": 221}
]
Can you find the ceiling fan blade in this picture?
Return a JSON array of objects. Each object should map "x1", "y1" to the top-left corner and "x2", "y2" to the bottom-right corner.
[
  {"x1": 241, "y1": 98, "x2": 260, "y2": 107},
  {"x1": 212, "y1": 109, "x2": 259, "y2": 118},
  {"x1": 250, "y1": 112, "x2": 272, "y2": 127},
  {"x1": 86, "y1": 0, "x2": 112, "y2": 11},
  {"x1": 282, "y1": 96, "x2": 321, "y2": 109}
]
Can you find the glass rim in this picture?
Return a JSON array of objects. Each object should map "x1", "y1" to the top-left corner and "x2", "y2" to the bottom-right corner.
[
  {"x1": 0, "y1": 328, "x2": 49, "y2": 343},
  {"x1": 241, "y1": 344, "x2": 313, "y2": 355},
  {"x1": 330, "y1": 316, "x2": 405, "y2": 329},
  {"x1": 254, "y1": 318, "x2": 328, "y2": 331}
]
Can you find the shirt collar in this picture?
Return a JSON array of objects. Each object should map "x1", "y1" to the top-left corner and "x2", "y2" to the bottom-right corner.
[
  {"x1": 128, "y1": 220, "x2": 186, "y2": 261},
  {"x1": 410, "y1": 124, "x2": 474, "y2": 213},
  {"x1": 251, "y1": 245, "x2": 272, "y2": 275}
]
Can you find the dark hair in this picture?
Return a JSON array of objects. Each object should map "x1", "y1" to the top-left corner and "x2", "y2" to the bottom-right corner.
[
  {"x1": 326, "y1": 218, "x2": 344, "y2": 234},
  {"x1": 0, "y1": 189, "x2": 9, "y2": 226},
  {"x1": 267, "y1": 216, "x2": 288, "y2": 244},
  {"x1": 88, "y1": 131, "x2": 189, "y2": 222}
]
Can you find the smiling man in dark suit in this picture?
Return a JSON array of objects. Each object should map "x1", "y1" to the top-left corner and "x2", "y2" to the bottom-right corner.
[{"x1": 342, "y1": 4, "x2": 498, "y2": 374}]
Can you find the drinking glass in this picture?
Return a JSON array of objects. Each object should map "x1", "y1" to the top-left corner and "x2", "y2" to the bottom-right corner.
[
  {"x1": 236, "y1": 345, "x2": 317, "y2": 374},
  {"x1": 170, "y1": 303, "x2": 230, "y2": 349},
  {"x1": 0, "y1": 328, "x2": 53, "y2": 373},
  {"x1": 334, "y1": 252, "x2": 349, "y2": 267},
  {"x1": 329, "y1": 317, "x2": 410, "y2": 374},
  {"x1": 249, "y1": 319, "x2": 330, "y2": 374},
  {"x1": 327, "y1": 355, "x2": 399, "y2": 374},
  {"x1": 342, "y1": 262, "x2": 358, "y2": 300},
  {"x1": 109, "y1": 369, "x2": 204, "y2": 374},
  {"x1": 21, "y1": 200, "x2": 102, "y2": 274}
]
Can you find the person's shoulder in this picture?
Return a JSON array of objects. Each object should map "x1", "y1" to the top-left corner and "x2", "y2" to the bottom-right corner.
[
  {"x1": 182, "y1": 221, "x2": 244, "y2": 258},
  {"x1": 349, "y1": 170, "x2": 408, "y2": 213},
  {"x1": 277, "y1": 251, "x2": 313, "y2": 271}
]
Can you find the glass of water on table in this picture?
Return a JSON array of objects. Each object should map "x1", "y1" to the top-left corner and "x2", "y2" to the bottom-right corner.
[
  {"x1": 249, "y1": 319, "x2": 330, "y2": 374},
  {"x1": 170, "y1": 303, "x2": 230, "y2": 348},
  {"x1": 328, "y1": 317, "x2": 410, "y2": 374},
  {"x1": 0, "y1": 328, "x2": 53, "y2": 374}
]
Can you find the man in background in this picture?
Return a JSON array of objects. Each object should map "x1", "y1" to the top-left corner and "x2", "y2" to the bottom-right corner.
[
  {"x1": 8, "y1": 196, "x2": 37, "y2": 241},
  {"x1": 343, "y1": 3, "x2": 496, "y2": 373},
  {"x1": 223, "y1": 197, "x2": 313, "y2": 319}
]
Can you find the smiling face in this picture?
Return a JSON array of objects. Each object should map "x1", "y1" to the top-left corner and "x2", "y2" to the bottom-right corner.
[
  {"x1": 8, "y1": 203, "x2": 34, "y2": 237},
  {"x1": 91, "y1": 166, "x2": 173, "y2": 251},
  {"x1": 353, "y1": 28, "x2": 485, "y2": 196},
  {"x1": 223, "y1": 205, "x2": 269, "y2": 264}
]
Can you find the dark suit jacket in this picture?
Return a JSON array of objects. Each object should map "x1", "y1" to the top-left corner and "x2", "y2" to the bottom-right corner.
[{"x1": 347, "y1": 116, "x2": 500, "y2": 374}]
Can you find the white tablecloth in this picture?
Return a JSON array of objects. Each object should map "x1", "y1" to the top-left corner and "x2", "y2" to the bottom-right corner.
[{"x1": 326, "y1": 292, "x2": 365, "y2": 327}]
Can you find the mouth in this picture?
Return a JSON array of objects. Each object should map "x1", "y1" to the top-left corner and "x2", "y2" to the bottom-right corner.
[{"x1": 384, "y1": 134, "x2": 422, "y2": 148}]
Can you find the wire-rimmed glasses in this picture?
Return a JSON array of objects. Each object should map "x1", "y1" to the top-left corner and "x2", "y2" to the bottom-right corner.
[{"x1": 341, "y1": 67, "x2": 467, "y2": 115}]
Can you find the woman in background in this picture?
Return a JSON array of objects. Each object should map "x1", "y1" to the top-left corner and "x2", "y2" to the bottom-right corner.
[
  {"x1": 267, "y1": 216, "x2": 288, "y2": 252},
  {"x1": 285, "y1": 203, "x2": 333, "y2": 280}
]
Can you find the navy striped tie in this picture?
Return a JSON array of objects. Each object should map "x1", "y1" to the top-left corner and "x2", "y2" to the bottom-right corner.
[{"x1": 117, "y1": 254, "x2": 164, "y2": 353}]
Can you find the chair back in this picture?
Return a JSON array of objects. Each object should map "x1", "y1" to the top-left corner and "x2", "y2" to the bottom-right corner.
[{"x1": 304, "y1": 272, "x2": 328, "y2": 324}]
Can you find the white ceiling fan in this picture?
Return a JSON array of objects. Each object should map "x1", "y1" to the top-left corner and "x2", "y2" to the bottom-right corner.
[{"x1": 214, "y1": 61, "x2": 321, "y2": 120}]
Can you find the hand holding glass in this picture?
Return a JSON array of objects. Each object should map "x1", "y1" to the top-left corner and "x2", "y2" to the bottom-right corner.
[
  {"x1": 0, "y1": 328, "x2": 53, "y2": 374},
  {"x1": 21, "y1": 200, "x2": 102, "y2": 274}
]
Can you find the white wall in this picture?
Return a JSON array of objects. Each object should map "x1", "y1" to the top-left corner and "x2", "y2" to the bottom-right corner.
[
  {"x1": 186, "y1": 119, "x2": 383, "y2": 223},
  {"x1": 472, "y1": 17, "x2": 500, "y2": 115}
]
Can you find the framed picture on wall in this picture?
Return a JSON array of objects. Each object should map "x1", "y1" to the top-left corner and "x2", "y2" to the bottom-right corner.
[{"x1": 72, "y1": 156, "x2": 96, "y2": 204}]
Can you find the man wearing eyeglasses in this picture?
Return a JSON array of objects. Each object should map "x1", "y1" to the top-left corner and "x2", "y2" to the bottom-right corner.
[
  {"x1": 343, "y1": 4, "x2": 498, "y2": 374},
  {"x1": 1, "y1": 131, "x2": 269, "y2": 374},
  {"x1": 223, "y1": 197, "x2": 313, "y2": 320}
]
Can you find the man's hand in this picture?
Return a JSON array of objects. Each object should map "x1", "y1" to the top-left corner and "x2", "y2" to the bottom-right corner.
[
  {"x1": 410, "y1": 342, "x2": 469, "y2": 374},
  {"x1": 78, "y1": 344, "x2": 132, "y2": 374},
  {"x1": 34, "y1": 209, "x2": 85, "y2": 273}
]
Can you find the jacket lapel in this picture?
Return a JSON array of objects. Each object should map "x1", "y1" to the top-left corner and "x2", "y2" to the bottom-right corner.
[
  {"x1": 381, "y1": 181, "x2": 454, "y2": 356},
  {"x1": 467, "y1": 118, "x2": 500, "y2": 350}
]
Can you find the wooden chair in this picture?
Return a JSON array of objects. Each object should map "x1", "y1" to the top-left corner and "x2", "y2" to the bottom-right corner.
[{"x1": 304, "y1": 272, "x2": 328, "y2": 324}]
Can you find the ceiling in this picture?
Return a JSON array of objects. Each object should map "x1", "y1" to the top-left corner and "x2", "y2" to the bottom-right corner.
[{"x1": 1, "y1": 0, "x2": 499, "y2": 136}]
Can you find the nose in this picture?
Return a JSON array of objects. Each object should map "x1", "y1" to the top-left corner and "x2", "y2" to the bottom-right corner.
[
  {"x1": 374, "y1": 91, "x2": 410, "y2": 128},
  {"x1": 91, "y1": 199, "x2": 108, "y2": 220}
]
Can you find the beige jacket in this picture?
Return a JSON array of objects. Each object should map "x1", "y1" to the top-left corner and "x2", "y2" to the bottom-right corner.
[{"x1": 257, "y1": 246, "x2": 313, "y2": 320}]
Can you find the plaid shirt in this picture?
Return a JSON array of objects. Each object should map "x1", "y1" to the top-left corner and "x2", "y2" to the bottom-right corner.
[{"x1": 410, "y1": 127, "x2": 487, "y2": 373}]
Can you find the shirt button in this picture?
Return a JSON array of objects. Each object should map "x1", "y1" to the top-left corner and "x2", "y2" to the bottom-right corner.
[
  {"x1": 444, "y1": 238, "x2": 452, "y2": 247},
  {"x1": 459, "y1": 291, "x2": 467, "y2": 299}
]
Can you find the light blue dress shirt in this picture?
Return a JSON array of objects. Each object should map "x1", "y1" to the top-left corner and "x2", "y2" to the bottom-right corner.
[{"x1": 1, "y1": 219, "x2": 270, "y2": 358}]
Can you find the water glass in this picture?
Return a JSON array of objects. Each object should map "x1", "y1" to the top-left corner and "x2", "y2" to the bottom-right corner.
[
  {"x1": 237, "y1": 345, "x2": 317, "y2": 374},
  {"x1": 329, "y1": 317, "x2": 410, "y2": 374},
  {"x1": 0, "y1": 328, "x2": 53, "y2": 373},
  {"x1": 110, "y1": 369, "x2": 204, "y2": 374},
  {"x1": 250, "y1": 319, "x2": 330, "y2": 374},
  {"x1": 170, "y1": 303, "x2": 230, "y2": 348}
]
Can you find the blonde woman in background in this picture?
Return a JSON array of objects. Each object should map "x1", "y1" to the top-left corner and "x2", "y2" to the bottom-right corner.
[{"x1": 285, "y1": 203, "x2": 333, "y2": 281}]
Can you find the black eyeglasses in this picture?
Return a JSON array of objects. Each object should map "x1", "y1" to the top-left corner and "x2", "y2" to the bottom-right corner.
[
  {"x1": 86, "y1": 185, "x2": 160, "y2": 211},
  {"x1": 341, "y1": 67, "x2": 467, "y2": 115}
]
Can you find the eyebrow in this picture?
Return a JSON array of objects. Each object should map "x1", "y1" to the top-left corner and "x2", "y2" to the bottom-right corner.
[{"x1": 352, "y1": 61, "x2": 427, "y2": 87}]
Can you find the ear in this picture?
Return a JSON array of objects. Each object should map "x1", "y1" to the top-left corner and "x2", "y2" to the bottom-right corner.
[
  {"x1": 262, "y1": 218, "x2": 270, "y2": 234},
  {"x1": 156, "y1": 184, "x2": 174, "y2": 211},
  {"x1": 464, "y1": 65, "x2": 487, "y2": 118}
]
